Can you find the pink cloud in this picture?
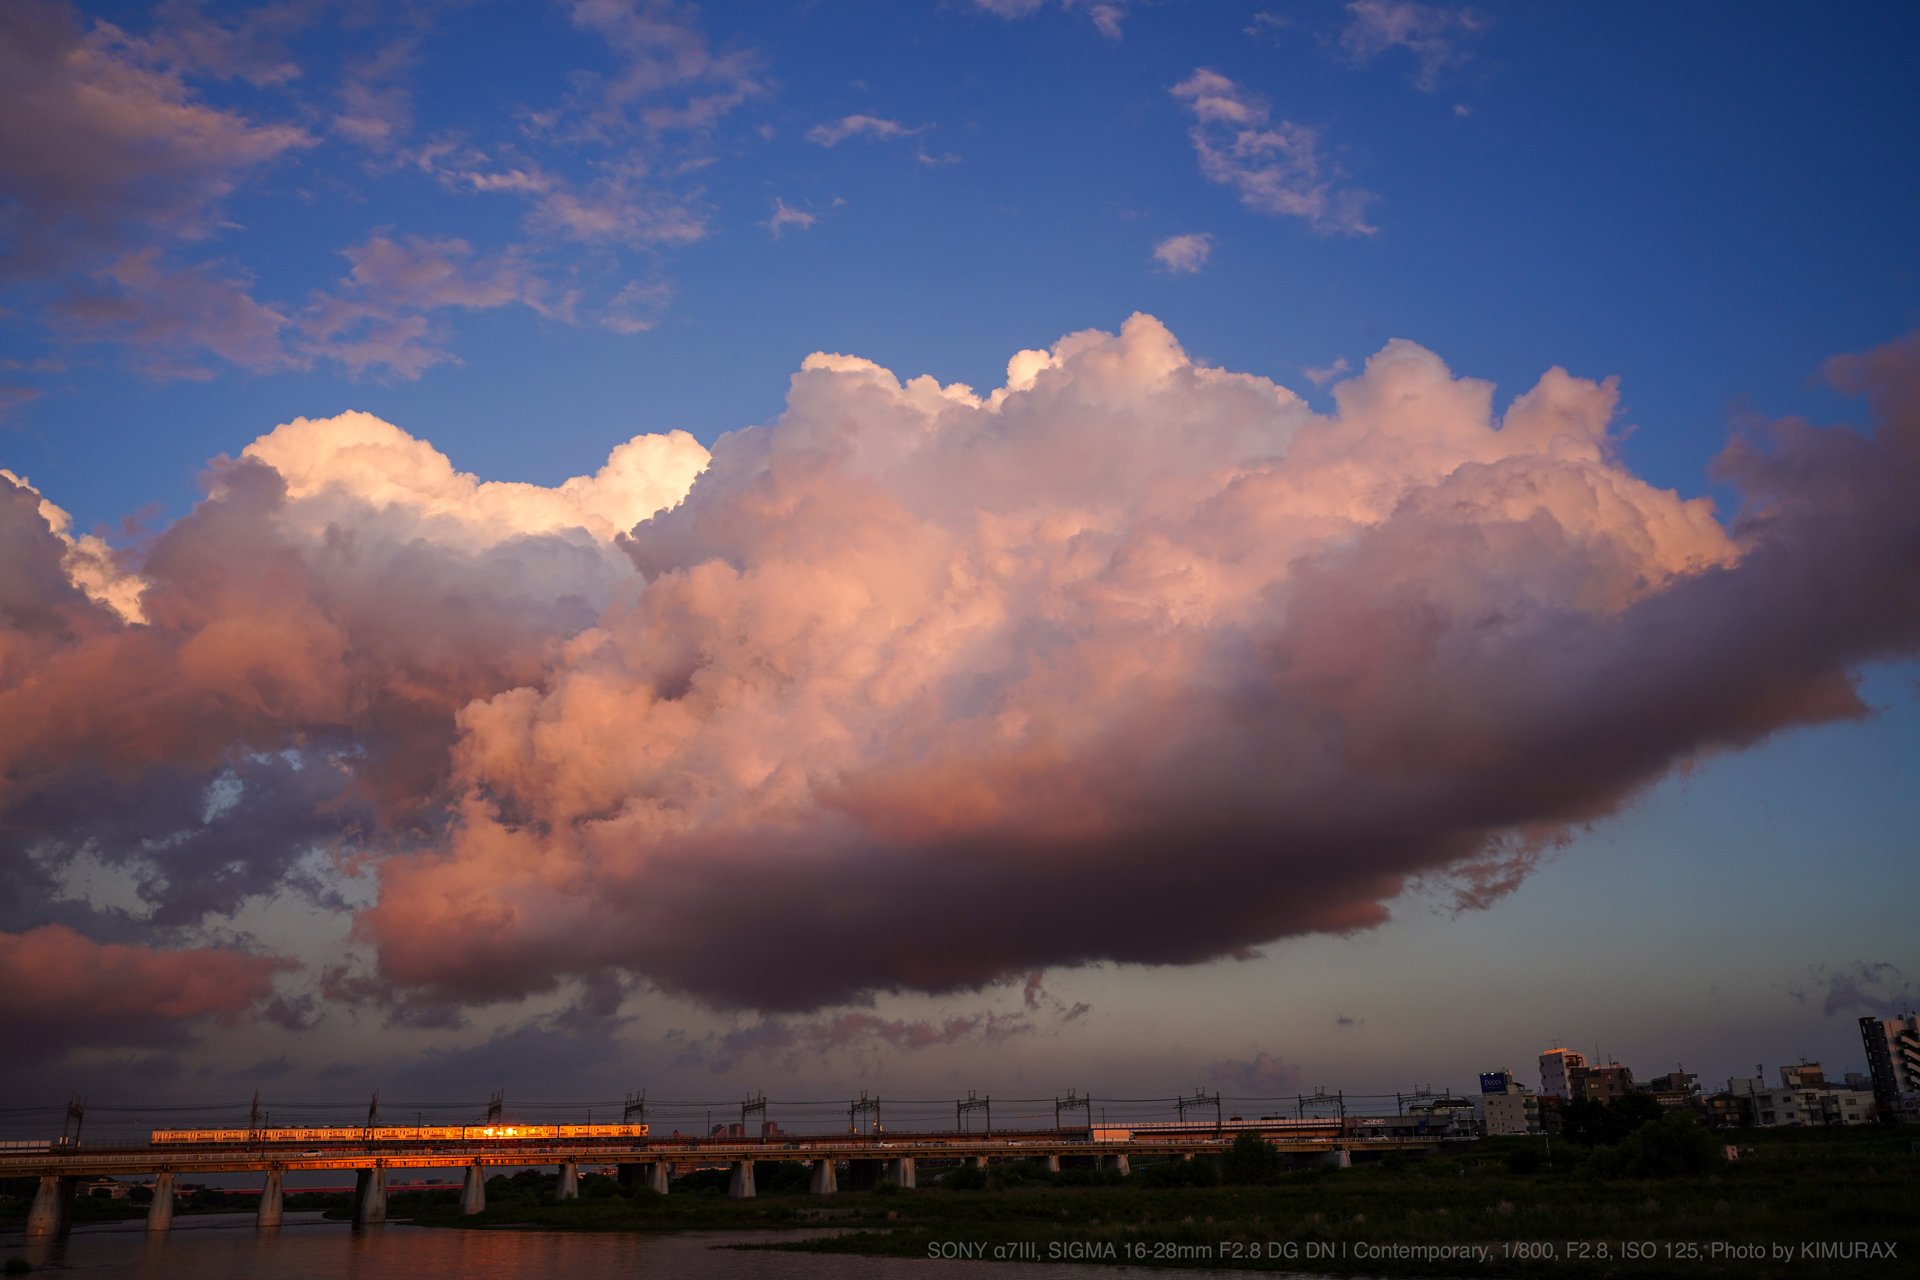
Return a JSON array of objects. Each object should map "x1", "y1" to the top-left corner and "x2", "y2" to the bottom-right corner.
[
  {"x1": 1212, "y1": 1052, "x2": 1302, "y2": 1095},
  {"x1": 0, "y1": 925, "x2": 295, "y2": 1060},
  {"x1": 9, "y1": 320, "x2": 1920, "y2": 1027},
  {"x1": 1171, "y1": 71, "x2": 1377, "y2": 235}
]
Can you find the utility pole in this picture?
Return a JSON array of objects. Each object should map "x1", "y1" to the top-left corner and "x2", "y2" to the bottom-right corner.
[
  {"x1": 60, "y1": 1095, "x2": 86, "y2": 1147},
  {"x1": 957, "y1": 1091, "x2": 990, "y2": 1138},
  {"x1": 485, "y1": 1091, "x2": 503, "y2": 1126},
  {"x1": 850, "y1": 1093, "x2": 881, "y2": 1137},
  {"x1": 623, "y1": 1092, "x2": 647, "y2": 1127},
  {"x1": 743, "y1": 1092, "x2": 768, "y2": 1137},
  {"x1": 1055, "y1": 1090, "x2": 1090, "y2": 1134}
]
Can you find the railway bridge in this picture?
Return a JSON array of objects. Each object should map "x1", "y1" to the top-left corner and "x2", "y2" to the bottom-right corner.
[{"x1": 4, "y1": 1125, "x2": 1453, "y2": 1238}]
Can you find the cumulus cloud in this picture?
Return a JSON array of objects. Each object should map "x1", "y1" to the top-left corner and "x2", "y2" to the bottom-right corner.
[
  {"x1": 1152, "y1": 233, "x2": 1213, "y2": 274},
  {"x1": 1212, "y1": 1052, "x2": 1302, "y2": 1095},
  {"x1": 0, "y1": 924, "x2": 294, "y2": 1062},
  {"x1": 1339, "y1": 1, "x2": 1487, "y2": 91},
  {"x1": 8, "y1": 318, "x2": 1920, "y2": 1035},
  {"x1": 1171, "y1": 70, "x2": 1376, "y2": 236},
  {"x1": 1791, "y1": 961, "x2": 1915, "y2": 1018}
]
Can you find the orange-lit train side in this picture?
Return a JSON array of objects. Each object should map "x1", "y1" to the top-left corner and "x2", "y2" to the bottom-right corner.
[{"x1": 151, "y1": 1124, "x2": 648, "y2": 1146}]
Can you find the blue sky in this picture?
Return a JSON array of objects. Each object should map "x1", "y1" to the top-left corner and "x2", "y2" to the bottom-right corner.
[{"x1": 1, "y1": 0, "x2": 1916, "y2": 1120}]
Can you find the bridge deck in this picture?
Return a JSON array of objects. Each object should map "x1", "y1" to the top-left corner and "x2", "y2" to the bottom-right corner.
[{"x1": 0, "y1": 1134, "x2": 1448, "y2": 1178}]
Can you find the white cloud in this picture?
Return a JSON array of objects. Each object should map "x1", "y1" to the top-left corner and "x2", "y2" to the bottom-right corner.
[
  {"x1": 1170, "y1": 70, "x2": 1377, "y2": 236},
  {"x1": 1152, "y1": 233, "x2": 1213, "y2": 274}
]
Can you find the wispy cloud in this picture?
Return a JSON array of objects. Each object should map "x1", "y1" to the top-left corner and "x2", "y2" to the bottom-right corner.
[
  {"x1": 1152, "y1": 232, "x2": 1213, "y2": 274},
  {"x1": 972, "y1": 0, "x2": 1130, "y2": 39},
  {"x1": 1170, "y1": 70, "x2": 1377, "y2": 236},
  {"x1": 1303, "y1": 356, "x2": 1350, "y2": 385},
  {"x1": 807, "y1": 114, "x2": 914, "y2": 146},
  {"x1": 763, "y1": 197, "x2": 818, "y2": 237},
  {"x1": 1338, "y1": 0, "x2": 1487, "y2": 91}
]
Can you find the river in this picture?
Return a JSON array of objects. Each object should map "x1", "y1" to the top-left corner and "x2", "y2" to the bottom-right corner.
[{"x1": 1, "y1": 1214, "x2": 1285, "y2": 1277}]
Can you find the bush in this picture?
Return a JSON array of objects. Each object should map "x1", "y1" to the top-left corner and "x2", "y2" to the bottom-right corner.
[
  {"x1": 1592, "y1": 1111, "x2": 1723, "y2": 1178},
  {"x1": 1138, "y1": 1158, "x2": 1219, "y2": 1189},
  {"x1": 1506, "y1": 1146, "x2": 1547, "y2": 1175},
  {"x1": 1562, "y1": 1092, "x2": 1666, "y2": 1146},
  {"x1": 871, "y1": 1179, "x2": 901, "y2": 1197},
  {"x1": 941, "y1": 1165, "x2": 987, "y2": 1191}
]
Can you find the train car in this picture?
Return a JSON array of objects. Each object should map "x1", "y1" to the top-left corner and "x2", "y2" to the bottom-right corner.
[{"x1": 152, "y1": 1123, "x2": 648, "y2": 1146}]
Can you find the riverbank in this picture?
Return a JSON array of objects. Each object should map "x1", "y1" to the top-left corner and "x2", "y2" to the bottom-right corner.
[{"x1": 389, "y1": 1125, "x2": 1913, "y2": 1276}]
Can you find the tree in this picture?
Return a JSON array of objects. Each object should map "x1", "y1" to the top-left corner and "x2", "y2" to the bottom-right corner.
[{"x1": 1222, "y1": 1130, "x2": 1283, "y2": 1184}]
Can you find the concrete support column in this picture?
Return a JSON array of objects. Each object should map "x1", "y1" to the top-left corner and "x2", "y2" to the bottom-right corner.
[
  {"x1": 808, "y1": 1158, "x2": 838, "y2": 1194},
  {"x1": 556, "y1": 1163, "x2": 579, "y2": 1200},
  {"x1": 460, "y1": 1164, "x2": 487, "y2": 1215},
  {"x1": 967, "y1": 1155, "x2": 989, "y2": 1170},
  {"x1": 147, "y1": 1172, "x2": 175, "y2": 1232},
  {"x1": 27, "y1": 1176, "x2": 75, "y2": 1238},
  {"x1": 1173, "y1": 1151, "x2": 1193, "y2": 1162},
  {"x1": 1101, "y1": 1153, "x2": 1131, "y2": 1174},
  {"x1": 1322, "y1": 1149, "x2": 1350, "y2": 1169},
  {"x1": 352, "y1": 1167, "x2": 387, "y2": 1226},
  {"x1": 1041, "y1": 1154, "x2": 1060, "y2": 1172},
  {"x1": 646, "y1": 1162, "x2": 671, "y2": 1194},
  {"x1": 257, "y1": 1169, "x2": 283, "y2": 1228},
  {"x1": 885, "y1": 1157, "x2": 916, "y2": 1188},
  {"x1": 727, "y1": 1160, "x2": 756, "y2": 1199}
]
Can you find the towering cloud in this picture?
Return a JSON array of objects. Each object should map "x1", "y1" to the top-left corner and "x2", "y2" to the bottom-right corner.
[{"x1": 5, "y1": 318, "x2": 1920, "y2": 1045}]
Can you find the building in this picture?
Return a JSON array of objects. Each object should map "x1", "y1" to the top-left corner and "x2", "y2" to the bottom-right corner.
[
  {"x1": 1733, "y1": 1065, "x2": 1877, "y2": 1127},
  {"x1": 1568, "y1": 1063, "x2": 1633, "y2": 1103},
  {"x1": 1638, "y1": 1070, "x2": 1700, "y2": 1110},
  {"x1": 1860, "y1": 1014, "x2": 1920, "y2": 1121},
  {"x1": 1536, "y1": 1093, "x2": 1564, "y2": 1135},
  {"x1": 1697, "y1": 1092, "x2": 1754, "y2": 1127},
  {"x1": 1473, "y1": 1070, "x2": 1541, "y2": 1136},
  {"x1": 1538, "y1": 1048, "x2": 1585, "y2": 1100}
]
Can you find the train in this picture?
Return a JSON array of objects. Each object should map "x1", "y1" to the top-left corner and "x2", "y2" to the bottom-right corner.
[{"x1": 151, "y1": 1124, "x2": 648, "y2": 1146}]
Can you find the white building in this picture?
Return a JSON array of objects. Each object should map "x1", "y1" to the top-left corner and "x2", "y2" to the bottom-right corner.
[
  {"x1": 1729, "y1": 1066, "x2": 1877, "y2": 1127},
  {"x1": 1474, "y1": 1069, "x2": 1541, "y2": 1135},
  {"x1": 1538, "y1": 1048, "x2": 1585, "y2": 1101}
]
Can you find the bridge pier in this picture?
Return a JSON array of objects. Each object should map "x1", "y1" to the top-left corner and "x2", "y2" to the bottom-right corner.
[
  {"x1": 885, "y1": 1157, "x2": 916, "y2": 1188},
  {"x1": 257, "y1": 1169, "x2": 283, "y2": 1228},
  {"x1": 353, "y1": 1167, "x2": 387, "y2": 1226},
  {"x1": 1041, "y1": 1154, "x2": 1060, "y2": 1172},
  {"x1": 1322, "y1": 1149, "x2": 1350, "y2": 1169},
  {"x1": 147, "y1": 1171, "x2": 174, "y2": 1232},
  {"x1": 727, "y1": 1160, "x2": 756, "y2": 1198},
  {"x1": 808, "y1": 1158, "x2": 837, "y2": 1194},
  {"x1": 461, "y1": 1164, "x2": 487, "y2": 1215},
  {"x1": 26, "y1": 1175, "x2": 74, "y2": 1238},
  {"x1": 1101, "y1": 1153, "x2": 1130, "y2": 1175},
  {"x1": 646, "y1": 1162, "x2": 671, "y2": 1193},
  {"x1": 556, "y1": 1162, "x2": 579, "y2": 1200},
  {"x1": 966, "y1": 1155, "x2": 988, "y2": 1170}
]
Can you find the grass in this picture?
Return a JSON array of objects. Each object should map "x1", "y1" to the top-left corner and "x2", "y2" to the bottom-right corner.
[{"x1": 383, "y1": 1125, "x2": 1917, "y2": 1276}]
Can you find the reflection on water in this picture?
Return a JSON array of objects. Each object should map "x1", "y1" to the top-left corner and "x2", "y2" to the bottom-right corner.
[{"x1": 1, "y1": 1220, "x2": 1242, "y2": 1278}]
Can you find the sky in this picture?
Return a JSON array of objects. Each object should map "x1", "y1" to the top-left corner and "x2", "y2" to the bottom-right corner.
[{"x1": 1, "y1": 0, "x2": 1917, "y2": 1137}]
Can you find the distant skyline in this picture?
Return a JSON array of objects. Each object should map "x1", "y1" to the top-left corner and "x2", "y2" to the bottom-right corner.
[{"x1": 1, "y1": 0, "x2": 1916, "y2": 1122}]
